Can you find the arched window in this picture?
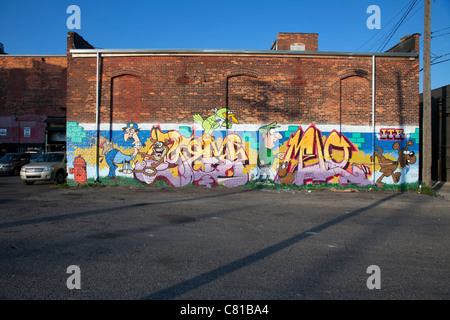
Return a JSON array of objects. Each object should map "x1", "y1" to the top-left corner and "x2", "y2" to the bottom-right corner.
[
  {"x1": 110, "y1": 74, "x2": 142, "y2": 124},
  {"x1": 339, "y1": 71, "x2": 371, "y2": 126}
]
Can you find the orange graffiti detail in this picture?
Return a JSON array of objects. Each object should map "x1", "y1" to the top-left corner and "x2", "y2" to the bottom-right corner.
[
  {"x1": 323, "y1": 130, "x2": 356, "y2": 169},
  {"x1": 149, "y1": 126, "x2": 248, "y2": 165},
  {"x1": 284, "y1": 125, "x2": 357, "y2": 171}
]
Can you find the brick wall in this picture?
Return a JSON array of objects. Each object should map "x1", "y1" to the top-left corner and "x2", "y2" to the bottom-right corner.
[
  {"x1": 274, "y1": 32, "x2": 319, "y2": 51},
  {"x1": 0, "y1": 56, "x2": 67, "y2": 116},
  {"x1": 67, "y1": 53, "x2": 419, "y2": 127}
]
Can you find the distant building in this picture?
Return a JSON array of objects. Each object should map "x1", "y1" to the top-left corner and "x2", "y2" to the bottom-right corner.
[
  {"x1": 0, "y1": 45, "x2": 67, "y2": 155},
  {"x1": 420, "y1": 84, "x2": 450, "y2": 182}
]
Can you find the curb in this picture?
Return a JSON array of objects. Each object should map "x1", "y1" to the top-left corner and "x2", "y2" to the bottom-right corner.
[{"x1": 432, "y1": 180, "x2": 450, "y2": 200}]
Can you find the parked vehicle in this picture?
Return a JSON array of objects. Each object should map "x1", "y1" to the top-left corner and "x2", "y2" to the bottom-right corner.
[
  {"x1": 24, "y1": 150, "x2": 43, "y2": 163},
  {"x1": 0, "y1": 153, "x2": 31, "y2": 175},
  {"x1": 20, "y1": 151, "x2": 67, "y2": 185}
]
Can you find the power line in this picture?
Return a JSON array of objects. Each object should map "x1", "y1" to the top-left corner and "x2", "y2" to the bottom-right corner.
[
  {"x1": 420, "y1": 58, "x2": 450, "y2": 72},
  {"x1": 354, "y1": 0, "x2": 415, "y2": 52},
  {"x1": 432, "y1": 58, "x2": 450, "y2": 66},
  {"x1": 431, "y1": 58, "x2": 450, "y2": 66},
  {"x1": 432, "y1": 52, "x2": 450, "y2": 62},
  {"x1": 431, "y1": 32, "x2": 450, "y2": 39},
  {"x1": 377, "y1": 0, "x2": 419, "y2": 52},
  {"x1": 366, "y1": 0, "x2": 418, "y2": 52},
  {"x1": 374, "y1": 0, "x2": 418, "y2": 52},
  {"x1": 431, "y1": 26, "x2": 450, "y2": 34},
  {"x1": 403, "y1": 2, "x2": 424, "y2": 24}
]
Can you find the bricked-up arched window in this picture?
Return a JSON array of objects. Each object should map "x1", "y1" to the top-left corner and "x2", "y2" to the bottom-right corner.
[
  {"x1": 227, "y1": 74, "x2": 281, "y2": 124},
  {"x1": 227, "y1": 75, "x2": 258, "y2": 122},
  {"x1": 339, "y1": 72, "x2": 371, "y2": 126},
  {"x1": 110, "y1": 74, "x2": 142, "y2": 124}
]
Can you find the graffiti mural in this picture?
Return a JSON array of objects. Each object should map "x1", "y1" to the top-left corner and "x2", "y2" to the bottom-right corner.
[
  {"x1": 371, "y1": 141, "x2": 416, "y2": 186},
  {"x1": 276, "y1": 125, "x2": 372, "y2": 186},
  {"x1": 254, "y1": 122, "x2": 285, "y2": 182},
  {"x1": 66, "y1": 119, "x2": 420, "y2": 188},
  {"x1": 133, "y1": 125, "x2": 248, "y2": 187},
  {"x1": 193, "y1": 108, "x2": 239, "y2": 135},
  {"x1": 88, "y1": 121, "x2": 142, "y2": 180},
  {"x1": 379, "y1": 128, "x2": 406, "y2": 140}
]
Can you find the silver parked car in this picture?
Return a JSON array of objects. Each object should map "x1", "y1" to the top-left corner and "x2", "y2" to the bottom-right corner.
[{"x1": 20, "y1": 151, "x2": 67, "y2": 185}]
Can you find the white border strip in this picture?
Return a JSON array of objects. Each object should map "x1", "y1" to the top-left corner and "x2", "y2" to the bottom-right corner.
[{"x1": 73, "y1": 122, "x2": 419, "y2": 134}]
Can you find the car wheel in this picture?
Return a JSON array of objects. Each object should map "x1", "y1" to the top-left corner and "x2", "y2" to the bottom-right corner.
[
  {"x1": 13, "y1": 167, "x2": 20, "y2": 175},
  {"x1": 24, "y1": 181, "x2": 34, "y2": 185},
  {"x1": 56, "y1": 171, "x2": 66, "y2": 184}
]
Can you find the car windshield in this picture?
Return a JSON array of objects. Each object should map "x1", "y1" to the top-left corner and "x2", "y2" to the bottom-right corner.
[
  {"x1": 0, "y1": 154, "x2": 19, "y2": 162},
  {"x1": 29, "y1": 153, "x2": 41, "y2": 160},
  {"x1": 36, "y1": 153, "x2": 64, "y2": 163}
]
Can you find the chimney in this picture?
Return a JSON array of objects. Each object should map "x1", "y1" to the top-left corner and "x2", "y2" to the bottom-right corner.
[
  {"x1": 0, "y1": 43, "x2": 5, "y2": 54},
  {"x1": 67, "y1": 32, "x2": 95, "y2": 55},
  {"x1": 386, "y1": 33, "x2": 421, "y2": 53},
  {"x1": 271, "y1": 33, "x2": 318, "y2": 51}
]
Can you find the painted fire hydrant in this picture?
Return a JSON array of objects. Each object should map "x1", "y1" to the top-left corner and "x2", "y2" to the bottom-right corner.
[{"x1": 69, "y1": 155, "x2": 87, "y2": 184}]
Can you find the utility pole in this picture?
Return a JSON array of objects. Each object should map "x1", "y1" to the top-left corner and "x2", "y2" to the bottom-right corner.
[{"x1": 423, "y1": 0, "x2": 432, "y2": 186}]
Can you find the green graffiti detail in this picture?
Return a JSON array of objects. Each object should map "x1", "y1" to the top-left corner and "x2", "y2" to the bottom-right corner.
[
  {"x1": 179, "y1": 126, "x2": 192, "y2": 138},
  {"x1": 193, "y1": 108, "x2": 239, "y2": 135},
  {"x1": 410, "y1": 128, "x2": 420, "y2": 145},
  {"x1": 284, "y1": 126, "x2": 298, "y2": 139},
  {"x1": 242, "y1": 131, "x2": 258, "y2": 150},
  {"x1": 349, "y1": 132, "x2": 366, "y2": 149},
  {"x1": 67, "y1": 121, "x2": 88, "y2": 144}
]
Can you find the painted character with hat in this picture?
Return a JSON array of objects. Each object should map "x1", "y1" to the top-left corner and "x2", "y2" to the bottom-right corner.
[
  {"x1": 257, "y1": 121, "x2": 285, "y2": 182},
  {"x1": 104, "y1": 121, "x2": 142, "y2": 179}
]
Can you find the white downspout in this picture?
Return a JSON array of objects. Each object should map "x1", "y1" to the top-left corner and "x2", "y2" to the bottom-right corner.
[
  {"x1": 372, "y1": 55, "x2": 376, "y2": 183},
  {"x1": 95, "y1": 52, "x2": 101, "y2": 182}
]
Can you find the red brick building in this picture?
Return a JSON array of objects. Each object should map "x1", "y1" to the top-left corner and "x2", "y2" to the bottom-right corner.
[
  {"x1": 0, "y1": 48, "x2": 67, "y2": 155},
  {"x1": 66, "y1": 32, "x2": 421, "y2": 188}
]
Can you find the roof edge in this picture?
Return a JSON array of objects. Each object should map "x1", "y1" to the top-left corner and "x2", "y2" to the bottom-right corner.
[
  {"x1": 69, "y1": 48, "x2": 418, "y2": 58},
  {"x1": 0, "y1": 54, "x2": 66, "y2": 57}
]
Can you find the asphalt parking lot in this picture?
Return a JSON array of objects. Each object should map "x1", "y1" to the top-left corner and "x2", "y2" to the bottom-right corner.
[{"x1": 1, "y1": 174, "x2": 449, "y2": 303}]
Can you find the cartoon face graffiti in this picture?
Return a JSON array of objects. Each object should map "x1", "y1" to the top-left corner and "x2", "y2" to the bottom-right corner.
[
  {"x1": 123, "y1": 122, "x2": 141, "y2": 143},
  {"x1": 222, "y1": 109, "x2": 239, "y2": 127},
  {"x1": 151, "y1": 141, "x2": 169, "y2": 161},
  {"x1": 396, "y1": 141, "x2": 416, "y2": 169},
  {"x1": 259, "y1": 122, "x2": 283, "y2": 150},
  {"x1": 372, "y1": 140, "x2": 416, "y2": 186},
  {"x1": 277, "y1": 161, "x2": 295, "y2": 185},
  {"x1": 193, "y1": 107, "x2": 239, "y2": 135},
  {"x1": 256, "y1": 121, "x2": 285, "y2": 182},
  {"x1": 94, "y1": 136, "x2": 114, "y2": 156}
]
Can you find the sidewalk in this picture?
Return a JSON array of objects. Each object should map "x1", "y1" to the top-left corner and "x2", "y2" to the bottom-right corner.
[{"x1": 432, "y1": 180, "x2": 450, "y2": 200}]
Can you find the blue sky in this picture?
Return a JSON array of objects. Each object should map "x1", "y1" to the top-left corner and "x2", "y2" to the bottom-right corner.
[{"x1": 0, "y1": 0, "x2": 449, "y2": 91}]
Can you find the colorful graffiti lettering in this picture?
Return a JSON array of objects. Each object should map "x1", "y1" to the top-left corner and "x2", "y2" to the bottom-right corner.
[
  {"x1": 379, "y1": 128, "x2": 406, "y2": 140},
  {"x1": 133, "y1": 126, "x2": 248, "y2": 187},
  {"x1": 66, "y1": 120, "x2": 419, "y2": 188},
  {"x1": 277, "y1": 125, "x2": 372, "y2": 186}
]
